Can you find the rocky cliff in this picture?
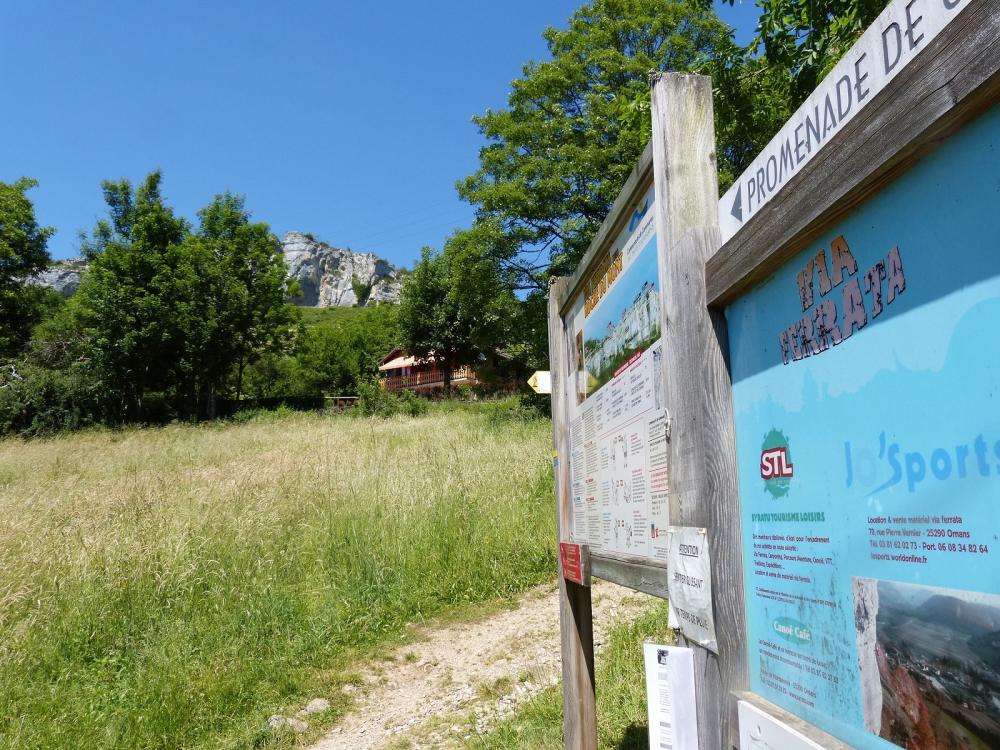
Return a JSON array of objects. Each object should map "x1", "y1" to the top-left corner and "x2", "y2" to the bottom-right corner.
[
  {"x1": 29, "y1": 258, "x2": 89, "y2": 298},
  {"x1": 282, "y1": 232, "x2": 401, "y2": 307},
  {"x1": 27, "y1": 232, "x2": 402, "y2": 308}
]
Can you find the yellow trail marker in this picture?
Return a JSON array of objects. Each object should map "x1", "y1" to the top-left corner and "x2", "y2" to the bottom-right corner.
[{"x1": 527, "y1": 370, "x2": 551, "y2": 394}]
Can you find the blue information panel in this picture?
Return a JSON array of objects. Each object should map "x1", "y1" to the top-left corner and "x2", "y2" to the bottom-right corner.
[{"x1": 727, "y1": 105, "x2": 1000, "y2": 748}]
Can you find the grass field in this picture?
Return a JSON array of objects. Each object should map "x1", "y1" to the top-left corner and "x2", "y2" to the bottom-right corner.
[
  {"x1": 0, "y1": 406, "x2": 555, "y2": 749},
  {"x1": 297, "y1": 305, "x2": 395, "y2": 331}
]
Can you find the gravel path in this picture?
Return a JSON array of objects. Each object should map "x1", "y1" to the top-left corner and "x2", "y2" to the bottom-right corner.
[{"x1": 307, "y1": 580, "x2": 654, "y2": 750}]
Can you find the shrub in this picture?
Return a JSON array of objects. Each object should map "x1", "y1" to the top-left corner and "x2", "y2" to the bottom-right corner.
[
  {"x1": 482, "y1": 394, "x2": 549, "y2": 427},
  {"x1": 0, "y1": 363, "x2": 104, "y2": 437},
  {"x1": 356, "y1": 378, "x2": 400, "y2": 417},
  {"x1": 396, "y1": 388, "x2": 428, "y2": 417},
  {"x1": 356, "y1": 379, "x2": 429, "y2": 418}
]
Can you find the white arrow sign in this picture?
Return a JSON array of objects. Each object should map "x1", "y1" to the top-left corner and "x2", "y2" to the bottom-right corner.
[
  {"x1": 527, "y1": 371, "x2": 551, "y2": 394},
  {"x1": 718, "y1": 0, "x2": 972, "y2": 243}
]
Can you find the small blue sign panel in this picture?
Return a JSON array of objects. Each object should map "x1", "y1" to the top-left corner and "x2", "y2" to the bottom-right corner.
[{"x1": 727, "y1": 104, "x2": 1000, "y2": 749}]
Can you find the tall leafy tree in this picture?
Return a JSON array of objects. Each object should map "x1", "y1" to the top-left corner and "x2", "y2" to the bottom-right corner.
[
  {"x1": 398, "y1": 240, "x2": 514, "y2": 391},
  {"x1": 0, "y1": 178, "x2": 54, "y2": 357},
  {"x1": 75, "y1": 172, "x2": 189, "y2": 420},
  {"x1": 457, "y1": 0, "x2": 737, "y2": 291},
  {"x1": 189, "y1": 194, "x2": 300, "y2": 404},
  {"x1": 453, "y1": 0, "x2": 795, "y2": 369}
]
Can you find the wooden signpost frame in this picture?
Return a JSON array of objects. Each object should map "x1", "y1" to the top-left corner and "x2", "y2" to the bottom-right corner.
[
  {"x1": 549, "y1": 73, "x2": 746, "y2": 750},
  {"x1": 549, "y1": 5, "x2": 1000, "y2": 747}
]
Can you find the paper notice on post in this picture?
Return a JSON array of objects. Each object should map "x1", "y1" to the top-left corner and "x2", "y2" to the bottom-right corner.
[
  {"x1": 642, "y1": 643, "x2": 699, "y2": 750},
  {"x1": 666, "y1": 526, "x2": 718, "y2": 652}
]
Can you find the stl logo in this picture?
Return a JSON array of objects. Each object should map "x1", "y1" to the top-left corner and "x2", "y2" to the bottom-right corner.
[{"x1": 761, "y1": 428, "x2": 793, "y2": 498}]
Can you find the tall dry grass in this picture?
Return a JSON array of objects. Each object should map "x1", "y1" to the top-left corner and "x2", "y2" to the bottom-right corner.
[{"x1": 0, "y1": 407, "x2": 555, "y2": 749}]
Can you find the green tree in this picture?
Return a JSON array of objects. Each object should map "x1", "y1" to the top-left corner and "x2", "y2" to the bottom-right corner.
[
  {"x1": 190, "y1": 193, "x2": 300, "y2": 405},
  {"x1": 453, "y1": 0, "x2": 795, "y2": 370},
  {"x1": 0, "y1": 178, "x2": 54, "y2": 357},
  {"x1": 457, "y1": 0, "x2": 736, "y2": 292},
  {"x1": 398, "y1": 240, "x2": 514, "y2": 391},
  {"x1": 244, "y1": 306, "x2": 399, "y2": 399},
  {"x1": 75, "y1": 174, "x2": 299, "y2": 420},
  {"x1": 75, "y1": 172, "x2": 189, "y2": 421},
  {"x1": 724, "y1": 0, "x2": 888, "y2": 101}
]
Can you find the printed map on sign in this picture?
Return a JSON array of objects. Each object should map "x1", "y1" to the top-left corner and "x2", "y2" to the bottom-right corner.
[{"x1": 564, "y1": 183, "x2": 670, "y2": 561}]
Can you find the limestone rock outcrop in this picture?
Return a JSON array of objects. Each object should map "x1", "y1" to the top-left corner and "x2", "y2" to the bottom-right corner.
[
  {"x1": 282, "y1": 232, "x2": 401, "y2": 307},
  {"x1": 27, "y1": 258, "x2": 88, "y2": 298},
  {"x1": 26, "y1": 232, "x2": 402, "y2": 308}
]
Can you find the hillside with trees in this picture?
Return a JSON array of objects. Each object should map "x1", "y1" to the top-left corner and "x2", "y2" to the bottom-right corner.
[
  {"x1": 1, "y1": 173, "x2": 301, "y2": 433},
  {"x1": 1, "y1": 0, "x2": 889, "y2": 438}
]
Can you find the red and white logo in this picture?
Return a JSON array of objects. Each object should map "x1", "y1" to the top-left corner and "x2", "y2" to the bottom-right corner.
[{"x1": 760, "y1": 447, "x2": 794, "y2": 480}]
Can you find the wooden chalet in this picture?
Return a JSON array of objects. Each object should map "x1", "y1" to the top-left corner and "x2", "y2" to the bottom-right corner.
[{"x1": 377, "y1": 348, "x2": 512, "y2": 392}]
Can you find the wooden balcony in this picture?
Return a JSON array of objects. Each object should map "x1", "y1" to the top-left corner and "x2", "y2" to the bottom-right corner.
[{"x1": 381, "y1": 366, "x2": 477, "y2": 391}]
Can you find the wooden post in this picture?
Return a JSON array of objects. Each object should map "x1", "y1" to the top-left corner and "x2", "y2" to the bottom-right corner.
[
  {"x1": 649, "y1": 73, "x2": 748, "y2": 749},
  {"x1": 548, "y1": 276, "x2": 598, "y2": 750}
]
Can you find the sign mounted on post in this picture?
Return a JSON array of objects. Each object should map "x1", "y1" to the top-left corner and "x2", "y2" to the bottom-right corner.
[
  {"x1": 527, "y1": 370, "x2": 551, "y2": 394},
  {"x1": 549, "y1": 73, "x2": 749, "y2": 750},
  {"x1": 711, "y1": 1, "x2": 1000, "y2": 747},
  {"x1": 728, "y1": 108, "x2": 1000, "y2": 750},
  {"x1": 558, "y1": 541, "x2": 589, "y2": 585},
  {"x1": 718, "y1": 0, "x2": 974, "y2": 242},
  {"x1": 560, "y1": 181, "x2": 671, "y2": 563}
]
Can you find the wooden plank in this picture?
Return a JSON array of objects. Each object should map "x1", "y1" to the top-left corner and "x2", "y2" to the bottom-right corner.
[
  {"x1": 650, "y1": 73, "x2": 748, "y2": 750},
  {"x1": 707, "y1": 0, "x2": 1000, "y2": 306},
  {"x1": 590, "y1": 553, "x2": 670, "y2": 599},
  {"x1": 561, "y1": 143, "x2": 653, "y2": 313},
  {"x1": 548, "y1": 276, "x2": 597, "y2": 750}
]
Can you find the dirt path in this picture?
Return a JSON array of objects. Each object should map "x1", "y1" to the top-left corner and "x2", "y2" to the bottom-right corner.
[{"x1": 307, "y1": 580, "x2": 654, "y2": 750}]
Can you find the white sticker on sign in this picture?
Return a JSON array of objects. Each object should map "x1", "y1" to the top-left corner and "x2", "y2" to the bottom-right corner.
[
  {"x1": 643, "y1": 644, "x2": 699, "y2": 750},
  {"x1": 738, "y1": 701, "x2": 827, "y2": 750},
  {"x1": 666, "y1": 526, "x2": 718, "y2": 652}
]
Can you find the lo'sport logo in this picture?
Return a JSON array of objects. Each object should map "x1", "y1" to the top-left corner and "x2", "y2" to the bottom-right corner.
[{"x1": 760, "y1": 429, "x2": 793, "y2": 498}]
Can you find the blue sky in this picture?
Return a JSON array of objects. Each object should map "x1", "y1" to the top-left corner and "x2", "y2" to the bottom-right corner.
[{"x1": 2, "y1": 1, "x2": 759, "y2": 265}]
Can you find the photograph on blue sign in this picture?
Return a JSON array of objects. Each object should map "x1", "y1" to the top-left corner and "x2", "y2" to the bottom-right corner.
[
  {"x1": 582, "y1": 237, "x2": 660, "y2": 398},
  {"x1": 854, "y1": 578, "x2": 1000, "y2": 747},
  {"x1": 726, "y1": 103, "x2": 1000, "y2": 749}
]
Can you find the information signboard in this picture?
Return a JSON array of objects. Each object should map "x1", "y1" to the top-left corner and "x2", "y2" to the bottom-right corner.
[
  {"x1": 726, "y1": 103, "x2": 1000, "y2": 749},
  {"x1": 560, "y1": 182, "x2": 670, "y2": 563}
]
